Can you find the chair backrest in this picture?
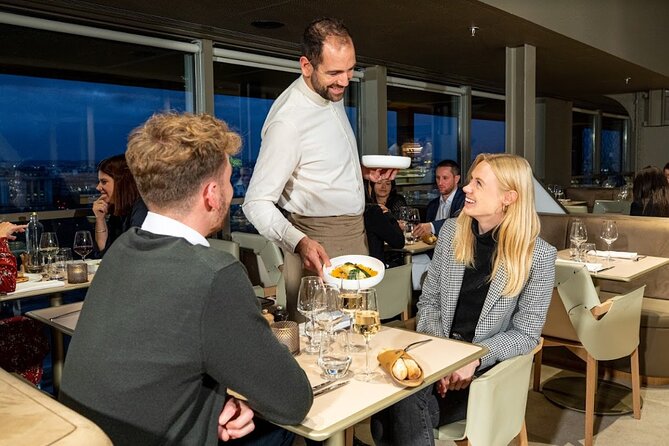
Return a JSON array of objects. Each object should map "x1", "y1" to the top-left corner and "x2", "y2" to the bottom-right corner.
[
  {"x1": 564, "y1": 204, "x2": 588, "y2": 214},
  {"x1": 207, "y1": 238, "x2": 240, "y2": 260},
  {"x1": 555, "y1": 263, "x2": 645, "y2": 360},
  {"x1": 231, "y1": 232, "x2": 283, "y2": 287},
  {"x1": 462, "y1": 349, "x2": 535, "y2": 446},
  {"x1": 374, "y1": 263, "x2": 412, "y2": 320},
  {"x1": 593, "y1": 199, "x2": 631, "y2": 215}
]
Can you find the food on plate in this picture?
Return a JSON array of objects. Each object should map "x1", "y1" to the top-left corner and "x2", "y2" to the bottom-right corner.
[
  {"x1": 390, "y1": 357, "x2": 422, "y2": 381},
  {"x1": 403, "y1": 358, "x2": 421, "y2": 380},
  {"x1": 421, "y1": 233, "x2": 437, "y2": 245},
  {"x1": 16, "y1": 276, "x2": 29, "y2": 283},
  {"x1": 330, "y1": 262, "x2": 378, "y2": 280},
  {"x1": 392, "y1": 358, "x2": 408, "y2": 380}
]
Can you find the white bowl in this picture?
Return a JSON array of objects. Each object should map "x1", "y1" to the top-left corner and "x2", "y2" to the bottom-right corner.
[
  {"x1": 361, "y1": 155, "x2": 411, "y2": 170},
  {"x1": 323, "y1": 255, "x2": 385, "y2": 290}
]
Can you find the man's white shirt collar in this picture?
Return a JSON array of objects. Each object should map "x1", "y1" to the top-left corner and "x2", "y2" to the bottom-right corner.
[{"x1": 141, "y1": 212, "x2": 210, "y2": 247}]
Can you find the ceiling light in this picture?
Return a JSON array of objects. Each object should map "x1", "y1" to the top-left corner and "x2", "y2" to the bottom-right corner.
[
  {"x1": 470, "y1": 26, "x2": 479, "y2": 37},
  {"x1": 625, "y1": 77, "x2": 632, "y2": 85}
]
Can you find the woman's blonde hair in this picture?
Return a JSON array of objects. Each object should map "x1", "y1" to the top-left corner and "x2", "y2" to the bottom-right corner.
[{"x1": 454, "y1": 153, "x2": 540, "y2": 297}]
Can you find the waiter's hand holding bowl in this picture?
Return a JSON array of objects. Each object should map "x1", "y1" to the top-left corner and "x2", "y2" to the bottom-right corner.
[
  {"x1": 323, "y1": 255, "x2": 385, "y2": 290},
  {"x1": 296, "y1": 236, "x2": 331, "y2": 276}
]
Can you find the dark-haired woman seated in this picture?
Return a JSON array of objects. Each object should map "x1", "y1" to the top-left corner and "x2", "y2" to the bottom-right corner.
[
  {"x1": 364, "y1": 180, "x2": 405, "y2": 267},
  {"x1": 630, "y1": 166, "x2": 669, "y2": 217}
]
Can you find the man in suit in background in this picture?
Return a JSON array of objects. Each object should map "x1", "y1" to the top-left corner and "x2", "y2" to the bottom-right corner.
[{"x1": 413, "y1": 159, "x2": 465, "y2": 238}]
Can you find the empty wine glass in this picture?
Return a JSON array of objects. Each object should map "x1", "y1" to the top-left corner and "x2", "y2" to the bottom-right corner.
[
  {"x1": 297, "y1": 276, "x2": 326, "y2": 354},
  {"x1": 354, "y1": 288, "x2": 381, "y2": 382},
  {"x1": 313, "y1": 283, "x2": 345, "y2": 334},
  {"x1": 73, "y1": 230, "x2": 94, "y2": 261},
  {"x1": 569, "y1": 219, "x2": 587, "y2": 262},
  {"x1": 39, "y1": 232, "x2": 59, "y2": 276},
  {"x1": 404, "y1": 207, "x2": 420, "y2": 245},
  {"x1": 600, "y1": 220, "x2": 619, "y2": 265}
]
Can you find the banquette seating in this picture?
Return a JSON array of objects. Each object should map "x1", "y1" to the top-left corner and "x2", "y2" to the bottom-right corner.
[{"x1": 539, "y1": 212, "x2": 669, "y2": 382}]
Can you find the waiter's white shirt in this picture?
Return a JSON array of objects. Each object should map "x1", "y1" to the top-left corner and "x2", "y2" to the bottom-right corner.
[
  {"x1": 141, "y1": 212, "x2": 209, "y2": 247},
  {"x1": 243, "y1": 76, "x2": 364, "y2": 252}
]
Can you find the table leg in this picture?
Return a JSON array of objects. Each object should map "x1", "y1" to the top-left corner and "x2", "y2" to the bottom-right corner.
[
  {"x1": 324, "y1": 430, "x2": 345, "y2": 446},
  {"x1": 49, "y1": 293, "x2": 64, "y2": 394},
  {"x1": 404, "y1": 253, "x2": 412, "y2": 264}
]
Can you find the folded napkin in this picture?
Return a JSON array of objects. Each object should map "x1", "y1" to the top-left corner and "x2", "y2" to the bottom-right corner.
[
  {"x1": 10, "y1": 280, "x2": 66, "y2": 294},
  {"x1": 556, "y1": 258, "x2": 606, "y2": 272},
  {"x1": 593, "y1": 250, "x2": 637, "y2": 260}
]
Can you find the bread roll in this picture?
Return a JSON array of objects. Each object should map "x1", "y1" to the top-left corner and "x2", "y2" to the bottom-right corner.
[
  {"x1": 392, "y1": 358, "x2": 408, "y2": 380},
  {"x1": 404, "y1": 358, "x2": 421, "y2": 380}
]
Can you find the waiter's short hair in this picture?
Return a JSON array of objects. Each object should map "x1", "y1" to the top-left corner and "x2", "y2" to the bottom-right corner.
[
  {"x1": 301, "y1": 18, "x2": 352, "y2": 68},
  {"x1": 126, "y1": 113, "x2": 241, "y2": 209},
  {"x1": 436, "y1": 159, "x2": 461, "y2": 177}
]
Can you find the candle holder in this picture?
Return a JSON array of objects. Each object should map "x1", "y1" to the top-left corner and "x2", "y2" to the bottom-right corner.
[
  {"x1": 270, "y1": 321, "x2": 300, "y2": 356},
  {"x1": 67, "y1": 261, "x2": 88, "y2": 283}
]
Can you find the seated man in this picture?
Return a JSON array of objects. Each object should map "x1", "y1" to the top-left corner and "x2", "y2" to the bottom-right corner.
[
  {"x1": 410, "y1": 160, "x2": 465, "y2": 290},
  {"x1": 60, "y1": 113, "x2": 312, "y2": 446},
  {"x1": 412, "y1": 159, "x2": 465, "y2": 239}
]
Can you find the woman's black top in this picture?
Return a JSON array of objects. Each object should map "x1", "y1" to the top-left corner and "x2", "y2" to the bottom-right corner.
[
  {"x1": 449, "y1": 222, "x2": 497, "y2": 343},
  {"x1": 99, "y1": 198, "x2": 149, "y2": 256},
  {"x1": 364, "y1": 204, "x2": 405, "y2": 264},
  {"x1": 386, "y1": 194, "x2": 407, "y2": 219}
]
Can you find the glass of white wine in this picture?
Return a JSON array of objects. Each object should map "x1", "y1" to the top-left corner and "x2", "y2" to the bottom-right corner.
[
  {"x1": 338, "y1": 287, "x2": 364, "y2": 352},
  {"x1": 354, "y1": 288, "x2": 381, "y2": 382}
]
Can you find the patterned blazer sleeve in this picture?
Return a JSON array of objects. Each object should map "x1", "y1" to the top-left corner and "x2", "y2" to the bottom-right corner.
[{"x1": 475, "y1": 238, "x2": 557, "y2": 369}]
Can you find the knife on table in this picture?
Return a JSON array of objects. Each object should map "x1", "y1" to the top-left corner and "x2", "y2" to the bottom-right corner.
[{"x1": 312, "y1": 380, "x2": 350, "y2": 396}]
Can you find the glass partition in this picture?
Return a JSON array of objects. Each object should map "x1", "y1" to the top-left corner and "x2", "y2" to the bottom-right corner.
[{"x1": 471, "y1": 95, "x2": 505, "y2": 159}]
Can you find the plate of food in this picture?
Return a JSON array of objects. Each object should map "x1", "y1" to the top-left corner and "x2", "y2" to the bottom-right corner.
[
  {"x1": 16, "y1": 273, "x2": 42, "y2": 284},
  {"x1": 361, "y1": 155, "x2": 411, "y2": 170},
  {"x1": 323, "y1": 255, "x2": 385, "y2": 290}
]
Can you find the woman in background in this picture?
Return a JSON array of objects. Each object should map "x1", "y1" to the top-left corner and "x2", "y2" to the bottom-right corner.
[
  {"x1": 630, "y1": 166, "x2": 669, "y2": 217},
  {"x1": 371, "y1": 179, "x2": 407, "y2": 219},
  {"x1": 364, "y1": 180, "x2": 405, "y2": 266},
  {"x1": 371, "y1": 153, "x2": 556, "y2": 445},
  {"x1": 93, "y1": 154, "x2": 148, "y2": 255}
]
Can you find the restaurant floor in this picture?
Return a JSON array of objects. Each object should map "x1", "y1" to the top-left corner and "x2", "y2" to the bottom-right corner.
[{"x1": 295, "y1": 365, "x2": 669, "y2": 445}]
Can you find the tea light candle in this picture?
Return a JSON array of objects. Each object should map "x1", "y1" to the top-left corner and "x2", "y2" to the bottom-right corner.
[{"x1": 67, "y1": 262, "x2": 88, "y2": 283}]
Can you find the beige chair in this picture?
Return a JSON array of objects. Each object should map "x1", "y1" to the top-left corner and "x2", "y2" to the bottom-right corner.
[
  {"x1": 207, "y1": 237, "x2": 240, "y2": 259},
  {"x1": 593, "y1": 199, "x2": 631, "y2": 214},
  {"x1": 231, "y1": 231, "x2": 283, "y2": 287},
  {"x1": 564, "y1": 204, "x2": 588, "y2": 214},
  {"x1": 375, "y1": 263, "x2": 412, "y2": 322},
  {"x1": 534, "y1": 263, "x2": 645, "y2": 446},
  {"x1": 434, "y1": 340, "x2": 542, "y2": 446}
]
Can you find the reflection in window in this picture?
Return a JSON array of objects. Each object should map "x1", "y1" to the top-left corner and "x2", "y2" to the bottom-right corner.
[
  {"x1": 387, "y1": 86, "x2": 459, "y2": 185},
  {"x1": 471, "y1": 96, "x2": 505, "y2": 159},
  {"x1": 213, "y1": 62, "x2": 360, "y2": 232},
  {"x1": 601, "y1": 116, "x2": 625, "y2": 175},
  {"x1": 0, "y1": 24, "x2": 192, "y2": 213},
  {"x1": 572, "y1": 112, "x2": 595, "y2": 179}
]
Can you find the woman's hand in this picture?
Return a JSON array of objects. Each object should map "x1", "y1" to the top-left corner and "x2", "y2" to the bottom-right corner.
[
  {"x1": 435, "y1": 358, "x2": 480, "y2": 397},
  {"x1": 0, "y1": 222, "x2": 28, "y2": 240},
  {"x1": 92, "y1": 197, "x2": 109, "y2": 220}
]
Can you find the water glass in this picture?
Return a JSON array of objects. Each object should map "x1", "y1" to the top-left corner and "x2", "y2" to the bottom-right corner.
[
  {"x1": 580, "y1": 243, "x2": 597, "y2": 263},
  {"x1": 50, "y1": 253, "x2": 67, "y2": 280},
  {"x1": 318, "y1": 329, "x2": 352, "y2": 381},
  {"x1": 569, "y1": 219, "x2": 587, "y2": 261}
]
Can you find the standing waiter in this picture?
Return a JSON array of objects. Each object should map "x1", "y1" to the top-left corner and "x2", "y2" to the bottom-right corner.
[{"x1": 243, "y1": 18, "x2": 393, "y2": 320}]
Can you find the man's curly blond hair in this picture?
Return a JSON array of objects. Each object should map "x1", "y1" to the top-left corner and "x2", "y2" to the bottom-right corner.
[{"x1": 126, "y1": 113, "x2": 241, "y2": 210}]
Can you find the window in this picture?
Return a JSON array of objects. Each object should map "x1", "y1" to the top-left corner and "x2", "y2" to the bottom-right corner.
[
  {"x1": 387, "y1": 85, "x2": 460, "y2": 186},
  {"x1": 571, "y1": 111, "x2": 595, "y2": 179},
  {"x1": 471, "y1": 95, "x2": 505, "y2": 159},
  {"x1": 212, "y1": 60, "x2": 360, "y2": 231},
  {"x1": 601, "y1": 116, "x2": 626, "y2": 175},
  {"x1": 0, "y1": 23, "x2": 194, "y2": 214}
]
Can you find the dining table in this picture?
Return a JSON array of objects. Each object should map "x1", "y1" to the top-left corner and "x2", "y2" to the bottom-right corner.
[
  {"x1": 387, "y1": 240, "x2": 435, "y2": 264},
  {"x1": 544, "y1": 250, "x2": 669, "y2": 416},
  {"x1": 276, "y1": 326, "x2": 487, "y2": 446}
]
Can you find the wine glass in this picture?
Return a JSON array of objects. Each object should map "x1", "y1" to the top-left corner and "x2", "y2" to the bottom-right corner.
[
  {"x1": 297, "y1": 276, "x2": 326, "y2": 354},
  {"x1": 313, "y1": 283, "x2": 345, "y2": 334},
  {"x1": 569, "y1": 219, "x2": 587, "y2": 262},
  {"x1": 338, "y1": 287, "x2": 364, "y2": 352},
  {"x1": 354, "y1": 288, "x2": 381, "y2": 382},
  {"x1": 73, "y1": 230, "x2": 94, "y2": 261},
  {"x1": 404, "y1": 207, "x2": 420, "y2": 245},
  {"x1": 39, "y1": 232, "x2": 59, "y2": 276},
  {"x1": 600, "y1": 220, "x2": 619, "y2": 265},
  {"x1": 318, "y1": 329, "x2": 352, "y2": 381}
]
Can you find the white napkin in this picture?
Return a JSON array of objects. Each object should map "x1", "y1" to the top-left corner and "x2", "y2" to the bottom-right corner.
[
  {"x1": 10, "y1": 280, "x2": 66, "y2": 294},
  {"x1": 556, "y1": 258, "x2": 606, "y2": 272},
  {"x1": 593, "y1": 250, "x2": 637, "y2": 260}
]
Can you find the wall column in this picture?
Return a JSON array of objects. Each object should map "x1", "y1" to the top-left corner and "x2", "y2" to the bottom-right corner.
[
  {"x1": 505, "y1": 44, "x2": 536, "y2": 167},
  {"x1": 361, "y1": 65, "x2": 387, "y2": 155}
]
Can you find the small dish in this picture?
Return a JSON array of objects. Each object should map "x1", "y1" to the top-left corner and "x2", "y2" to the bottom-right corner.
[
  {"x1": 361, "y1": 155, "x2": 411, "y2": 170},
  {"x1": 323, "y1": 255, "x2": 385, "y2": 290}
]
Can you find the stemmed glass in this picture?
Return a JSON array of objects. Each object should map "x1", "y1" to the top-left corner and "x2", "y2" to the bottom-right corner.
[
  {"x1": 73, "y1": 230, "x2": 94, "y2": 261},
  {"x1": 569, "y1": 219, "x2": 587, "y2": 262},
  {"x1": 313, "y1": 283, "x2": 345, "y2": 334},
  {"x1": 39, "y1": 232, "x2": 59, "y2": 276},
  {"x1": 404, "y1": 207, "x2": 420, "y2": 245},
  {"x1": 600, "y1": 220, "x2": 619, "y2": 265},
  {"x1": 354, "y1": 288, "x2": 381, "y2": 382},
  {"x1": 338, "y1": 287, "x2": 364, "y2": 352},
  {"x1": 297, "y1": 276, "x2": 326, "y2": 354}
]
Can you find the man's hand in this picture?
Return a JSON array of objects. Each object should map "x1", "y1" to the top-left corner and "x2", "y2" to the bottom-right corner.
[
  {"x1": 362, "y1": 167, "x2": 398, "y2": 182},
  {"x1": 435, "y1": 359, "x2": 480, "y2": 397},
  {"x1": 412, "y1": 223, "x2": 433, "y2": 238},
  {"x1": 218, "y1": 398, "x2": 255, "y2": 442},
  {"x1": 296, "y1": 236, "x2": 330, "y2": 275}
]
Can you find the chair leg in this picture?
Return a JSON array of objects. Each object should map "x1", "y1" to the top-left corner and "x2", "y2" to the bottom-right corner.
[
  {"x1": 345, "y1": 426, "x2": 354, "y2": 446},
  {"x1": 585, "y1": 354, "x2": 598, "y2": 446},
  {"x1": 517, "y1": 420, "x2": 528, "y2": 446},
  {"x1": 533, "y1": 347, "x2": 543, "y2": 392},
  {"x1": 631, "y1": 347, "x2": 641, "y2": 419},
  {"x1": 454, "y1": 440, "x2": 469, "y2": 446}
]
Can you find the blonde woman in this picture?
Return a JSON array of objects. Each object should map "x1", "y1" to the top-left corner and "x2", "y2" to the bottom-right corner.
[{"x1": 371, "y1": 153, "x2": 556, "y2": 446}]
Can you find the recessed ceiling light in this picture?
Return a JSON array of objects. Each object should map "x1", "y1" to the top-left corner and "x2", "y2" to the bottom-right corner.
[
  {"x1": 470, "y1": 26, "x2": 479, "y2": 37},
  {"x1": 251, "y1": 20, "x2": 285, "y2": 30}
]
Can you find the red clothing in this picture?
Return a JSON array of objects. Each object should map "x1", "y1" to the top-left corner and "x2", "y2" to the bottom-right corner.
[{"x1": 0, "y1": 238, "x2": 17, "y2": 293}]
